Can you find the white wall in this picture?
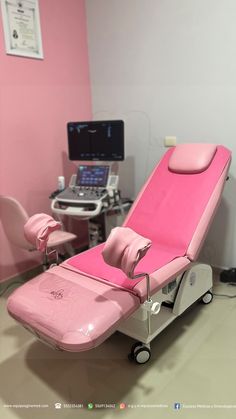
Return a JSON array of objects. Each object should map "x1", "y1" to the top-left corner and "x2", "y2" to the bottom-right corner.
[{"x1": 85, "y1": 0, "x2": 236, "y2": 269}]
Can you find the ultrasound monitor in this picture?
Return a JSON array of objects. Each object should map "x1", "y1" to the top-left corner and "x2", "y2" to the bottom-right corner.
[{"x1": 67, "y1": 120, "x2": 124, "y2": 161}]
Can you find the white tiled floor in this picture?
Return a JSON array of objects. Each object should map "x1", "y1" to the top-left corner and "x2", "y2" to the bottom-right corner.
[{"x1": 1, "y1": 274, "x2": 236, "y2": 419}]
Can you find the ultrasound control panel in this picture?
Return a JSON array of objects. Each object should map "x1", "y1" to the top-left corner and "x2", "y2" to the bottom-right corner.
[
  {"x1": 52, "y1": 165, "x2": 112, "y2": 217},
  {"x1": 56, "y1": 186, "x2": 108, "y2": 202},
  {"x1": 56, "y1": 165, "x2": 109, "y2": 202}
]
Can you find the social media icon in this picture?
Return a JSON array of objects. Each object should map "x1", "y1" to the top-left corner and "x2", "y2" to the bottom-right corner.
[
  {"x1": 119, "y1": 403, "x2": 126, "y2": 409},
  {"x1": 174, "y1": 403, "x2": 181, "y2": 410},
  {"x1": 87, "y1": 403, "x2": 94, "y2": 410}
]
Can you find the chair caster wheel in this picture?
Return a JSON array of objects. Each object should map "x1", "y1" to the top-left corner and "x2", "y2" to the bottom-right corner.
[
  {"x1": 128, "y1": 342, "x2": 151, "y2": 364},
  {"x1": 128, "y1": 341, "x2": 143, "y2": 360},
  {"x1": 134, "y1": 347, "x2": 151, "y2": 364},
  {"x1": 202, "y1": 291, "x2": 213, "y2": 304}
]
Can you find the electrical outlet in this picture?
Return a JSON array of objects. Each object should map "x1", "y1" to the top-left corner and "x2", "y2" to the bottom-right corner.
[{"x1": 164, "y1": 136, "x2": 177, "y2": 147}]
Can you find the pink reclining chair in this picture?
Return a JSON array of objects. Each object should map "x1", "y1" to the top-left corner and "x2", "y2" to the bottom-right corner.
[{"x1": 7, "y1": 144, "x2": 231, "y2": 364}]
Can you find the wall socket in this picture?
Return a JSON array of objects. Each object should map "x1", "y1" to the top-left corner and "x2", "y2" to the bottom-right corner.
[{"x1": 164, "y1": 136, "x2": 177, "y2": 147}]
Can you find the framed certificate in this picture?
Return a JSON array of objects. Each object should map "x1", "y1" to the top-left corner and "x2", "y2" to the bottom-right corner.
[{"x1": 0, "y1": 0, "x2": 43, "y2": 59}]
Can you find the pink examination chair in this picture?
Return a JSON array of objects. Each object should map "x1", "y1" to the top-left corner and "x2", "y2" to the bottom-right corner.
[{"x1": 7, "y1": 144, "x2": 231, "y2": 364}]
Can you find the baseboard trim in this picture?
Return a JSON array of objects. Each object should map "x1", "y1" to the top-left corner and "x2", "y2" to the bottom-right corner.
[
  {"x1": 212, "y1": 264, "x2": 229, "y2": 272},
  {"x1": 0, "y1": 265, "x2": 43, "y2": 296}
]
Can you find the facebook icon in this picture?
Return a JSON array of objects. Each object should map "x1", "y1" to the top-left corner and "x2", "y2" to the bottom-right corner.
[{"x1": 174, "y1": 403, "x2": 181, "y2": 410}]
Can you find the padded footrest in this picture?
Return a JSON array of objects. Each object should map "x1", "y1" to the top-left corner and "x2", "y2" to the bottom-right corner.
[{"x1": 7, "y1": 266, "x2": 140, "y2": 351}]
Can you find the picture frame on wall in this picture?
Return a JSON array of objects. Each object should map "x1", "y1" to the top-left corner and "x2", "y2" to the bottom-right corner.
[{"x1": 0, "y1": 0, "x2": 43, "y2": 59}]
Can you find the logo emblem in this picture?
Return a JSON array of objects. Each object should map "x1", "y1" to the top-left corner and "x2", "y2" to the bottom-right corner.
[{"x1": 50, "y1": 289, "x2": 64, "y2": 299}]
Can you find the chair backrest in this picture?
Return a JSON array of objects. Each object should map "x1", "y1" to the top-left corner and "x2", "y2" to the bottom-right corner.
[
  {"x1": 125, "y1": 144, "x2": 231, "y2": 260},
  {"x1": 0, "y1": 196, "x2": 34, "y2": 250}
]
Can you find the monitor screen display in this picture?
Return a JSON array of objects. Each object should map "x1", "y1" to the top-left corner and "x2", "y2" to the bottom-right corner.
[
  {"x1": 76, "y1": 165, "x2": 110, "y2": 187},
  {"x1": 67, "y1": 120, "x2": 124, "y2": 161}
]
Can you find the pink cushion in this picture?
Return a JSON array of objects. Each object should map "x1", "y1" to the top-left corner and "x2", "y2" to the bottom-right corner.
[
  {"x1": 169, "y1": 143, "x2": 217, "y2": 173},
  {"x1": 102, "y1": 227, "x2": 151, "y2": 277},
  {"x1": 24, "y1": 213, "x2": 61, "y2": 252}
]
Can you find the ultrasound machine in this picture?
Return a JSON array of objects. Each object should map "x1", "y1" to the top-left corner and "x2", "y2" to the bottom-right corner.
[{"x1": 51, "y1": 120, "x2": 124, "y2": 218}]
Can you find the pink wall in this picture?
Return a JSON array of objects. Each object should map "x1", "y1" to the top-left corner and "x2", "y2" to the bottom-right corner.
[{"x1": 0, "y1": 0, "x2": 92, "y2": 281}]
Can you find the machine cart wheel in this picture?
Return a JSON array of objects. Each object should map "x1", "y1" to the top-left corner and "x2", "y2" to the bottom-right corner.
[
  {"x1": 128, "y1": 342, "x2": 151, "y2": 364},
  {"x1": 201, "y1": 291, "x2": 213, "y2": 304}
]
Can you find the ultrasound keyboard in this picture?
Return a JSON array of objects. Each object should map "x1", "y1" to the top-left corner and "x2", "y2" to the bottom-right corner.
[{"x1": 56, "y1": 187, "x2": 107, "y2": 202}]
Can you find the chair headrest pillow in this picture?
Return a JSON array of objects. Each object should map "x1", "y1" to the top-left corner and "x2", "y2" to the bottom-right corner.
[{"x1": 168, "y1": 143, "x2": 217, "y2": 174}]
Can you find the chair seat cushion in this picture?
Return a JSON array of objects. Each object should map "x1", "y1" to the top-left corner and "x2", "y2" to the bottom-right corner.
[{"x1": 65, "y1": 242, "x2": 184, "y2": 290}]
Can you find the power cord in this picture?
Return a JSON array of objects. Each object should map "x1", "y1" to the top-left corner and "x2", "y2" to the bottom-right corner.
[
  {"x1": 213, "y1": 283, "x2": 236, "y2": 298},
  {"x1": 213, "y1": 292, "x2": 236, "y2": 299}
]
